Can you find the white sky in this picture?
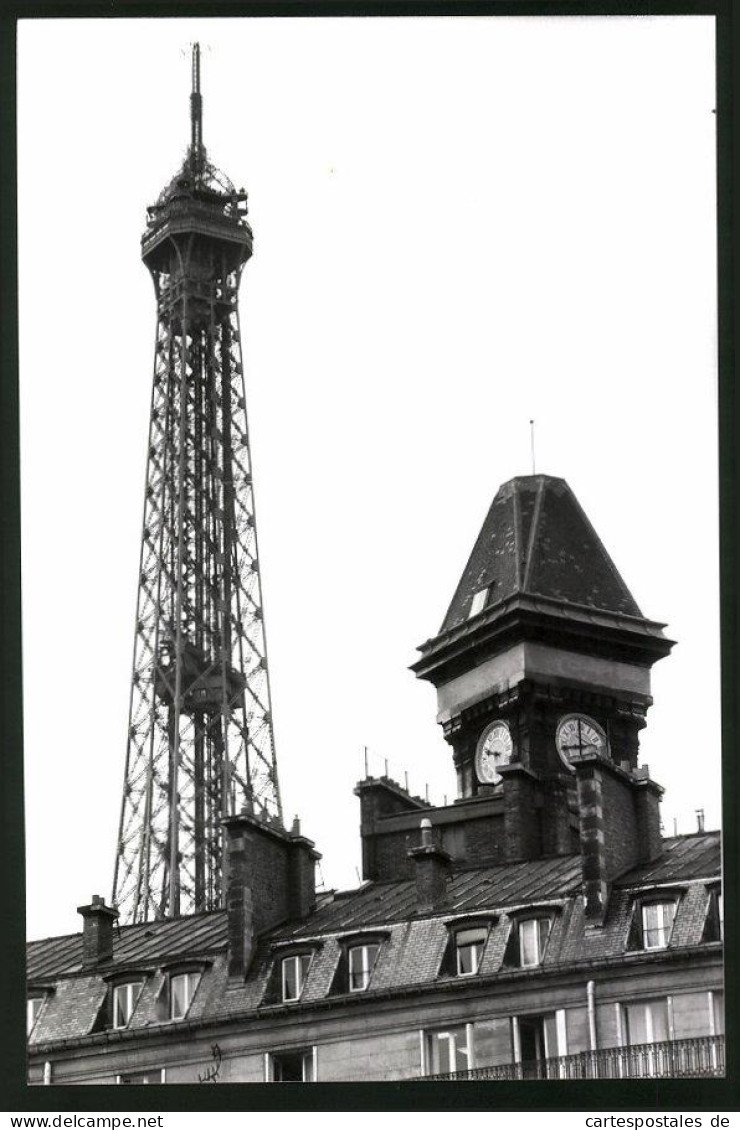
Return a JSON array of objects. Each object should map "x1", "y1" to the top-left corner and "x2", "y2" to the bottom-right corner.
[{"x1": 18, "y1": 16, "x2": 719, "y2": 941}]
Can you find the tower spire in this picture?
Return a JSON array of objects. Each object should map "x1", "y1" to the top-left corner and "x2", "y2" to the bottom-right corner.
[{"x1": 190, "y1": 42, "x2": 203, "y2": 171}]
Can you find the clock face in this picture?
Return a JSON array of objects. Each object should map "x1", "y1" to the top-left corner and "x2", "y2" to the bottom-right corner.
[
  {"x1": 555, "y1": 714, "x2": 607, "y2": 771},
  {"x1": 475, "y1": 721, "x2": 513, "y2": 785}
]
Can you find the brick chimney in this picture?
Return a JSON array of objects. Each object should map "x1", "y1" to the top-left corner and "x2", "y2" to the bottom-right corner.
[
  {"x1": 223, "y1": 809, "x2": 321, "y2": 979},
  {"x1": 77, "y1": 895, "x2": 118, "y2": 969},
  {"x1": 573, "y1": 753, "x2": 664, "y2": 924},
  {"x1": 498, "y1": 763, "x2": 541, "y2": 861},
  {"x1": 408, "y1": 818, "x2": 451, "y2": 911}
]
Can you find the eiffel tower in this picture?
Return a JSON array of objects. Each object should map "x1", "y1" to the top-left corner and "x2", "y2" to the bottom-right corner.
[{"x1": 112, "y1": 45, "x2": 283, "y2": 923}]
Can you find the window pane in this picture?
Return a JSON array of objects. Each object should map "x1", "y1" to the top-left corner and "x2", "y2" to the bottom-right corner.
[
  {"x1": 469, "y1": 588, "x2": 488, "y2": 617},
  {"x1": 649, "y1": 1000, "x2": 669, "y2": 1043},
  {"x1": 114, "y1": 983, "x2": 138, "y2": 1028},
  {"x1": 349, "y1": 947, "x2": 363, "y2": 990},
  {"x1": 302, "y1": 1051, "x2": 314, "y2": 1082},
  {"x1": 519, "y1": 920, "x2": 539, "y2": 967},
  {"x1": 282, "y1": 957, "x2": 299, "y2": 1001},
  {"x1": 428, "y1": 1026, "x2": 469, "y2": 1074},
  {"x1": 456, "y1": 928, "x2": 486, "y2": 974},
  {"x1": 537, "y1": 918, "x2": 551, "y2": 957},
  {"x1": 625, "y1": 999, "x2": 669, "y2": 1045},
  {"x1": 27, "y1": 997, "x2": 42, "y2": 1035},
  {"x1": 456, "y1": 942, "x2": 478, "y2": 975},
  {"x1": 455, "y1": 1031, "x2": 471, "y2": 1071},
  {"x1": 170, "y1": 973, "x2": 191, "y2": 1019},
  {"x1": 349, "y1": 944, "x2": 378, "y2": 991},
  {"x1": 642, "y1": 902, "x2": 674, "y2": 949}
]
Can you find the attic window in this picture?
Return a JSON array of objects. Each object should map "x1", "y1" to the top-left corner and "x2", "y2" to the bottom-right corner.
[
  {"x1": 503, "y1": 913, "x2": 555, "y2": 969},
  {"x1": 455, "y1": 928, "x2": 487, "y2": 976},
  {"x1": 469, "y1": 587, "x2": 489, "y2": 618},
  {"x1": 282, "y1": 954, "x2": 312, "y2": 1002},
  {"x1": 349, "y1": 944, "x2": 379, "y2": 992},
  {"x1": 328, "y1": 932, "x2": 389, "y2": 996},
  {"x1": 113, "y1": 981, "x2": 143, "y2": 1029},
  {"x1": 437, "y1": 917, "x2": 496, "y2": 979},
  {"x1": 518, "y1": 918, "x2": 552, "y2": 967},
  {"x1": 169, "y1": 970, "x2": 201, "y2": 1021},
  {"x1": 702, "y1": 886, "x2": 723, "y2": 943},
  {"x1": 627, "y1": 896, "x2": 679, "y2": 952},
  {"x1": 27, "y1": 995, "x2": 46, "y2": 1036}
]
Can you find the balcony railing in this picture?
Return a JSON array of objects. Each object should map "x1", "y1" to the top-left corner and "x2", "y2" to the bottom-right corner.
[{"x1": 430, "y1": 1035, "x2": 724, "y2": 1081}]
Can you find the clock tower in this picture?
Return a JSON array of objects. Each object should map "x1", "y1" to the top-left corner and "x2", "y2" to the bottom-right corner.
[{"x1": 411, "y1": 475, "x2": 674, "y2": 862}]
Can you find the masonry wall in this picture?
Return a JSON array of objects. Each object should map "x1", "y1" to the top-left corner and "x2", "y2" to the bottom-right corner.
[
  {"x1": 364, "y1": 811, "x2": 507, "y2": 881},
  {"x1": 30, "y1": 969, "x2": 724, "y2": 1084},
  {"x1": 599, "y1": 772, "x2": 641, "y2": 878}
]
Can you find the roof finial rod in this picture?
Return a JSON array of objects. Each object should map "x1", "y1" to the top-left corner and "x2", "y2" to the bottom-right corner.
[
  {"x1": 190, "y1": 42, "x2": 203, "y2": 171},
  {"x1": 530, "y1": 418, "x2": 536, "y2": 475}
]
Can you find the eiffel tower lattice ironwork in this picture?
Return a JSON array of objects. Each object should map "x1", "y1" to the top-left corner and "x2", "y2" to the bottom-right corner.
[{"x1": 112, "y1": 45, "x2": 283, "y2": 923}]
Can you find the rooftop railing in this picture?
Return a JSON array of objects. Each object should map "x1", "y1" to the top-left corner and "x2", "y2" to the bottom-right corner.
[{"x1": 429, "y1": 1035, "x2": 724, "y2": 1081}]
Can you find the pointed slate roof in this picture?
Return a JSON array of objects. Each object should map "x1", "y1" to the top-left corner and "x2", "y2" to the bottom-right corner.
[{"x1": 440, "y1": 475, "x2": 643, "y2": 632}]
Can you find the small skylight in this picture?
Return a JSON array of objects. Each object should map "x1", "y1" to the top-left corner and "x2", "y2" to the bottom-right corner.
[{"x1": 469, "y1": 587, "x2": 489, "y2": 618}]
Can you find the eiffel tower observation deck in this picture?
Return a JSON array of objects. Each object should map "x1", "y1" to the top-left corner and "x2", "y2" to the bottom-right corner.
[{"x1": 112, "y1": 45, "x2": 283, "y2": 924}]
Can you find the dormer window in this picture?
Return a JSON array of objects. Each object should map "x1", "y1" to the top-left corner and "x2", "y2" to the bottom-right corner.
[
  {"x1": 627, "y1": 894, "x2": 680, "y2": 952},
  {"x1": 437, "y1": 918, "x2": 495, "y2": 979},
  {"x1": 169, "y1": 971, "x2": 200, "y2": 1020},
  {"x1": 469, "y1": 587, "x2": 489, "y2": 618},
  {"x1": 702, "y1": 886, "x2": 723, "y2": 943},
  {"x1": 27, "y1": 995, "x2": 45, "y2": 1036},
  {"x1": 503, "y1": 912, "x2": 555, "y2": 969},
  {"x1": 282, "y1": 954, "x2": 312, "y2": 1002},
  {"x1": 113, "y1": 981, "x2": 143, "y2": 1029},
  {"x1": 349, "y1": 944, "x2": 379, "y2": 992},
  {"x1": 455, "y1": 928, "x2": 488, "y2": 976},
  {"x1": 261, "y1": 946, "x2": 318, "y2": 1007},
  {"x1": 641, "y1": 901, "x2": 676, "y2": 949},
  {"x1": 518, "y1": 917, "x2": 552, "y2": 967},
  {"x1": 329, "y1": 932, "x2": 388, "y2": 996}
]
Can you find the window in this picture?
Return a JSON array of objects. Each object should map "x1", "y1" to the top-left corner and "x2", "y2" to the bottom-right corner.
[
  {"x1": 281, "y1": 954, "x2": 312, "y2": 1002},
  {"x1": 518, "y1": 917, "x2": 552, "y2": 967},
  {"x1": 623, "y1": 998, "x2": 669, "y2": 1046},
  {"x1": 515, "y1": 1013, "x2": 560, "y2": 1078},
  {"x1": 702, "y1": 887, "x2": 723, "y2": 943},
  {"x1": 266, "y1": 1049, "x2": 315, "y2": 1082},
  {"x1": 469, "y1": 587, "x2": 489, "y2": 618},
  {"x1": 639, "y1": 901, "x2": 676, "y2": 950},
  {"x1": 348, "y1": 944, "x2": 379, "y2": 992},
  {"x1": 27, "y1": 996, "x2": 44, "y2": 1036},
  {"x1": 328, "y1": 933, "x2": 387, "y2": 996},
  {"x1": 426, "y1": 1024, "x2": 472, "y2": 1075},
  {"x1": 112, "y1": 981, "x2": 142, "y2": 1029},
  {"x1": 455, "y1": 928, "x2": 487, "y2": 976},
  {"x1": 169, "y1": 971, "x2": 200, "y2": 1020}
]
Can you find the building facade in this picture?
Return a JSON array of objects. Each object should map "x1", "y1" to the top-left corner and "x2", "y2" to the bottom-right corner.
[{"x1": 27, "y1": 474, "x2": 723, "y2": 1084}]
